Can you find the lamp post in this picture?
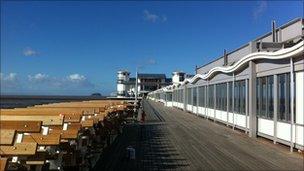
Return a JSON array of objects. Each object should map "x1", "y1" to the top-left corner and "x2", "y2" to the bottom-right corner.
[
  {"x1": 135, "y1": 67, "x2": 138, "y2": 104},
  {"x1": 133, "y1": 67, "x2": 139, "y2": 120}
]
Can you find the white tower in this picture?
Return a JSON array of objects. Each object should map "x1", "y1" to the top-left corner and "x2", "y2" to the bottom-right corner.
[
  {"x1": 117, "y1": 70, "x2": 130, "y2": 97},
  {"x1": 172, "y1": 71, "x2": 185, "y2": 85}
]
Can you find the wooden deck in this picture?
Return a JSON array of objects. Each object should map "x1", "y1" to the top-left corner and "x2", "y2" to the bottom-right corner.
[{"x1": 94, "y1": 100, "x2": 304, "y2": 171}]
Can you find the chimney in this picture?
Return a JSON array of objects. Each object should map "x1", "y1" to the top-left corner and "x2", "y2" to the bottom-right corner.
[
  {"x1": 223, "y1": 49, "x2": 228, "y2": 66},
  {"x1": 272, "y1": 20, "x2": 276, "y2": 42}
]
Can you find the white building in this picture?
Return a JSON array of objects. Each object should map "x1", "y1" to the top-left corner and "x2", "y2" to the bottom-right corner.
[
  {"x1": 117, "y1": 70, "x2": 189, "y2": 97},
  {"x1": 148, "y1": 18, "x2": 304, "y2": 151}
]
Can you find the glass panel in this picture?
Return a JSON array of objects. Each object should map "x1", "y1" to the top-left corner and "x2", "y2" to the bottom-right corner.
[
  {"x1": 223, "y1": 83, "x2": 227, "y2": 111},
  {"x1": 229, "y1": 82, "x2": 233, "y2": 112},
  {"x1": 278, "y1": 74, "x2": 286, "y2": 120},
  {"x1": 267, "y1": 76, "x2": 274, "y2": 118},
  {"x1": 198, "y1": 86, "x2": 205, "y2": 107},
  {"x1": 193, "y1": 87, "x2": 197, "y2": 106},
  {"x1": 239, "y1": 81, "x2": 245, "y2": 115},
  {"x1": 168, "y1": 92, "x2": 172, "y2": 101},
  {"x1": 286, "y1": 73, "x2": 291, "y2": 121},
  {"x1": 187, "y1": 88, "x2": 192, "y2": 105},
  {"x1": 234, "y1": 81, "x2": 239, "y2": 113},
  {"x1": 278, "y1": 73, "x2": 291, "y2": 122},
  {"x1": 261, "y1": 77, "x2": 267, "y2": 117},
  {"x1": 208, "y1": 85, "x2": 214, "y2": 109},
  {"x1": 216, "y1": 84, "x2": 220, "y2": 110},
  {"x1": 256, "y1": 79, "x2": 259, "y2": 115}
]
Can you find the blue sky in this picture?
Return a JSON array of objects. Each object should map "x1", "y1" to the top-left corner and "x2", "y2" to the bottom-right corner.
[{"x1": 1, "y1": 1, "x2": 302, "y2": 95}]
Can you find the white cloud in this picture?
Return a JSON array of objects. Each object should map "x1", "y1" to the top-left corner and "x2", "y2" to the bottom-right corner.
[
  {"x1": 0, "y1": 73, "x2": 19, "y2": 90},
  {"x1": 1, "y1": 72, "x2": 98, "y2": 95},
  {"x1": 67, "y1": 74, "x2": 86, "y2": 82},
  {"x1": 162, "y1": 15, "x2": 167, "y2": 22},
  {"x1": 253, "y1": 1, "x2": 267, "y2": 20},
  {"x1": 143, "y1": 10, "x2": 167, "y2": 23},
  {"x1": 28, "y1": 73, "x2": 48, "y2": 82},
  {"x1": 23, "y1": 47, "x2": 39, "y2": 57},
  {"x1": 147, "y1": 58, "x2": 156, "y2": 65},
  {"x1": 1, "y1": 73, "x2": 17, "y2": 81}
]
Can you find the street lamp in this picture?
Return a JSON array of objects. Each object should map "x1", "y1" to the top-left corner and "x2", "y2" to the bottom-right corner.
[{"x1": 135, "y1": 67, "x2": 138, "y2": 104}]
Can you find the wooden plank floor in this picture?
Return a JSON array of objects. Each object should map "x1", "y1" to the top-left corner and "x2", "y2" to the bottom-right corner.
[{"x1": 93, "y1": 100, "x2": 304, "y2": 171}]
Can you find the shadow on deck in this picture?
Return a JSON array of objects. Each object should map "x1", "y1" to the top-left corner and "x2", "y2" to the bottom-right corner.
[{"x1": 93, "y1": 122, "x2": 189, "y2": 171}]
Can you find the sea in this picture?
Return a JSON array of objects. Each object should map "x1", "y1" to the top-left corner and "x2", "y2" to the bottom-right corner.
[{"x1": 0, "y1": 95, "x2": 107, "y2": 109}]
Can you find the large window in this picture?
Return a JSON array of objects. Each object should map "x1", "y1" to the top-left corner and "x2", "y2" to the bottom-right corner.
[
  {"x1": 198, "y1": 86, "x2": 205, "y2": 107},
  {"x1": 172, "y1": 90, "x2": 175, "y2": 102},
  {"x1": 240, "y1": 80, "x2": 246, "y2": 115},
  {"x1": 187, "y1": 88, "x2": 192, "y2": 105},
  {"x1": 156, "y1": 93, "x2": 160, "y2": 100},
  {"x1": 167, "y1": 92, "x2": 172, "y2": 101},
  {"x1": 180, "y1": 89, "x2": 184, "y2": 103},
  {"x1": 193, "y1": 87, "x2": 197, "y2": 106},
  {"x1": 160, "y1": 93, "x2": 165, "y2": 100},
  {"x1": 230, "y1": 80, "x2": 246, "y2": 115},
  {"x1": 228, "y1": 82, "x2": 233, "y2": 112},
  {"x1": 234, "y1": 81, "x2": 240, "y2": 114},
  {"x1": 222, "y1": 83, "x2": 227, "y2": 111},
  {"x1": 178, "y1": 89, "x2": 181, "y2": 103},
  {"x1": 216, "y1": 84, "x2": 221, "y2": 110},
  {"x1": 208, "y1": 85, "x2": 214, "y2": 108},
  {"x1": 267, "y1": 76, "x2": 274, "y2": 118},
  {"x1": 216, "y1": 83, "x2": 227, "y2": 111},
  {"x1": 278, "y1": 73, "x2": 292, "y2": 121},
  {"x1": 257, "y1": 76, "x2": 274, "y2": 119}
]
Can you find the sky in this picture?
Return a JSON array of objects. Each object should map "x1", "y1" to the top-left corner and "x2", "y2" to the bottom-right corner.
[{"x1": 1, "y1": 1, "x2": 303, "y2": 96}]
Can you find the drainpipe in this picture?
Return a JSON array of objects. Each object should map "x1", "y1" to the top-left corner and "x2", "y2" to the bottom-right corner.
[
  {"x1": 232, "y1": 73, "x2": 235, "y2": 130},
  {"x1": 207, "y1": 80, "x2": 209, "y2": 120},
  {"x1": 184, "y1": 85, "x2": 187, "y2": 111},
  {"x1": 214, "y1": 84, "x2": 216, "y2": 122},
  {"x1": 245, "y1": 79, "x2": 249, "y2": 134},
  {"x1": 196, "y1": 87, "x2": 199, "y2": 116},
  {"x1": 226, "y1": 82, "x2": 229, "y2": 126},
  {"x1": 204, "y1": 85, "x2": 207, "y2": 118},
  {"x1": 290, "y1": 58, "x2": 295, "y2": 152},
  {"x1": 273, "y1": 75, "x2": 278, "y2": 144}
]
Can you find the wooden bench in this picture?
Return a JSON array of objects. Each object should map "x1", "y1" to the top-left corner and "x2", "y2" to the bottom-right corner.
[
  {"x1": 0, "y1": 142, "x2": 37, "y2": 156},
  {"x1": 0, "y1": 121, "x2": 41, "y2": 133},
  {"x1": 0, "y1": 109, "x2": 81, "y2": 123},
  {"x1": 0, "y1": 158, "x2": 7, "y2": 171},
  {"x1": 1, "y1": 115, "x2": 63, "y2": 126},
  {"x1": 0, "y1": 99, "x2": 130, "y2": 170},
  {"x1": 0, "y1": 129, "x2": 16, "y2": 145},
  {"x1": 48, "y1": 126, "x2": 79, "y2": 139},
  {"x1": 22, "y1": 133, "x2": 61, "y2": 146}
]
